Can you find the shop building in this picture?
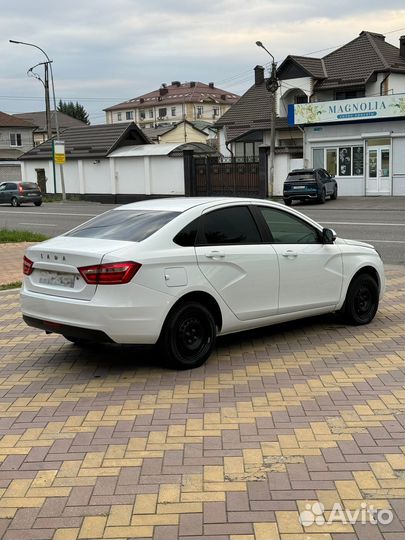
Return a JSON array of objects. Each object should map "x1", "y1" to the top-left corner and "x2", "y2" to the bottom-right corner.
[{"x1": 284, "y1": 31, "x2": 405, "y2": 196}]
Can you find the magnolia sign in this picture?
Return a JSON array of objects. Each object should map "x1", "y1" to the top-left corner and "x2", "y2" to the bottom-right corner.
[{"x1": 288, "y1": 94, "x2": 405, "y2": 125}]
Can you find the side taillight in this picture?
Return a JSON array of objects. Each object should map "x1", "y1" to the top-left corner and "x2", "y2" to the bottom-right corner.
[
  {"x1": 18, "y1": 184, "x2": 24, "y2": 194},
  {"x1": 78, "y1": 261, "x2": 141, "y2": 285},
  {"x1": 23, "y1": 255, "x2": 33, "y2": 276}
]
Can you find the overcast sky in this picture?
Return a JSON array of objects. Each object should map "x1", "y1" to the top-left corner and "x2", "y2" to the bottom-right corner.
[{"x1": 1, "y1": 0, "x2": 404, "y2": 123}]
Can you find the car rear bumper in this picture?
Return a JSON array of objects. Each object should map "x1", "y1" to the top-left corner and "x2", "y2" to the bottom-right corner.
[
  {"x1": 19, "y1": 195, "x2": 42, "y2": 203},
  {"x1": 283, "y1": 191, "x2": 319, "y2": 201},
  {"x1": 21, "y1": 283, "x2": 173, "y2": 344}
]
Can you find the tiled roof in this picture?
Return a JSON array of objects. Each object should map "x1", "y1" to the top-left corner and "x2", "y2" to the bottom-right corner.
[
  {"x1": 13, "y1": 111, "x2": 86, "y2": 132},
  {"x1": 20, "y1": 122, "x2": 150, "y2": 160},
  {"x1": 0, "y1": 111, "x2": 36, "y2": 128},
  {"x1": 316, "y1": 31, "x2": 405, "y2": 90},
  {"x1": 287, "y1": 56, "x2": 327, "y2": 79},
  {"x1": 104, "y1": 82, "x2": 239, "y2": 111},
  {"x1": 214, "y1": 80, "x2": 292, "y2": 142}
]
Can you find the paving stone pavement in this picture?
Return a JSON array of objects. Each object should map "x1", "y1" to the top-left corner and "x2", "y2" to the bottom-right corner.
[
  {"x1": 0, "y1": 243, "x2": 35, "y2": 285},
  {"x1": 0, "y1": 267, "x2": 403, "y2": 540}
]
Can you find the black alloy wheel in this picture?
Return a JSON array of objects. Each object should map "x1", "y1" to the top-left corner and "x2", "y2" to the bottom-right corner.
[
  {"x1": 284, "y1": 199, "x2": 292, "y2": 206},
  {"x1": 11, "y1": 197, "x2": 20, "y2": 207},
  {"x1": 341, "y1": 274, "x2": 379, "y2": 325},
  {"x1": 331, "y1": 186, "x2": 338, "y2": 200},
  {"x1": 160, "y1": 301, "x2": 216, "y2": 369}
]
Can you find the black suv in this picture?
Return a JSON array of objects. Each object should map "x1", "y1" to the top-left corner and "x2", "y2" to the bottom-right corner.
[
  {"x1": 0, "y1": 182, "x2": 42, "y2": 207},
  {"x1": 283, "y1": 168, "x2": 337, "y2": 205}
]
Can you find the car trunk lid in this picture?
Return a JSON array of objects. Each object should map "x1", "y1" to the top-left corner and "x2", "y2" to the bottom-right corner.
[{"x1": 24, "y1": 237, "x2": 135, "y2": 300}]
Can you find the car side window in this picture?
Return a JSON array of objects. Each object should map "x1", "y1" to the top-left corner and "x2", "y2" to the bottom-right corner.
[
  {"x1": 0, "y1": 184, "x2": 6, "y2": 191},
  {"x1": 173, "y1": 218, "x2": 200, "y2": 247},
  {"x1": 6, "y1": 183, "x2": 16, "y2": 190},
  {"x1": 197, "y1": 206, "x2": 261, "y2": 245},
  {"x1": 258, "y1": 207, "x2": 320, "y2": 244}
]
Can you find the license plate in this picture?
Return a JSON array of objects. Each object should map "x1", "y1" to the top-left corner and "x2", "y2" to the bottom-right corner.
[
  {"x1": 293, "y1": 185, "x2": 305, "y2": 189},
  {"x1": 38, "y1": 271, "x2": 75, "y2": 288}
]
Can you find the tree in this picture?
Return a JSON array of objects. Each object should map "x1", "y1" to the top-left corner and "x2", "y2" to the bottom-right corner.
[{"x1": 57, "y1": 100, "x2": 90, "y2": 124}]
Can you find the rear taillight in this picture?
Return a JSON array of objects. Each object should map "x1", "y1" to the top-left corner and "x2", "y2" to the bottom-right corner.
[
  {"x1": 18, "y1": 184, "x2": 24, "y2": 194},
  {"x1": 23, "y1": 256, "x2": 33, "y2": 276},
  {"x1": 78, "y1": 261, "x2": 141, "y2": 285}
]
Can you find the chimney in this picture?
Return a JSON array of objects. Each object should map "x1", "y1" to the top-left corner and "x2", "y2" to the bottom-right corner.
[
  {"x1": 400, "y1": 36, "x2": 405, "y2": 59},
  {"x1": 220, "y1": 94, "x2": 226, "y2": 101},
  {"x1": 209, "y1": 82, "x2": 214, "y2": 88},
  {"x1": 190, "y1": 81, "x2": 196, "y2": 88},
  {"x1": 159, "y1": 87, "x2": 168, "y2": 96},
  {"x1": 254, "y1": 65, "x2": 265, "y2": 85},
  {"x1": 171, "y1": 81, "x2": 181, "y2": 87},
  {"x1": 140, "y1": 98, "x2": 144, "y2": 104}
]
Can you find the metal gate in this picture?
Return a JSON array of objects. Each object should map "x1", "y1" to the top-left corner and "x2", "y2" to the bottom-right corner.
[{"x1": 184, "y1": 149, "x2": 268, "y2": 198}]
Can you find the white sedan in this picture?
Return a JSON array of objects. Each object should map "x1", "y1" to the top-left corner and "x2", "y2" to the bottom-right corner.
[{"x1": 21, "y1": 197, "x2": 385, "y2": 369}]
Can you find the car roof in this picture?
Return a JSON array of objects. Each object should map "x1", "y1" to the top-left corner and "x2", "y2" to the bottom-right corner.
[
  {"x1": 289, "y1": 168, "x2": 318, "y2": 174},
  {"x1": 116, "y1": 197, "x2": 262, "y2": 213}
]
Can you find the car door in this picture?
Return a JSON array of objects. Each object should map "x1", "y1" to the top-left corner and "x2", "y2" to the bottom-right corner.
[
  {"x1": 256, "y1": 205, "x2": 343, "y2": 314},
  {"x1": 317, "y1": 169, "x2": 331, "y2": 195},
  {"x1": 194, "y1": 205, "x2": 279, "y2": 321},
  {"x1": 0, "y1": 183, "x2": 6, "y2": 203}
]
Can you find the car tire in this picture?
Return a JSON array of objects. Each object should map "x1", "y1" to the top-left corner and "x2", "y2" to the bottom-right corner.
[
  {"x1": 34, "y1": 201, "x2": 42, "y2": 207},
  {"x1": 318, "y1": 189, "x2": 326, "y2": 204},
  {"x1": 63, "y1": 335, "x2": 91, "y2": 347},
  {"x1": 11, "y1": 197, "x2": 20, "y2": 207},
  {"x1": 340, "y1": 274, "x2": 379, "y2": 325},
  {"x1": 160, "y1": 301, "x2": 216, "y2": 369},
  {"x1": 331, "y1": 186, "x2": 338, "y2": 200},
  {"x1": 284, "y1": 199, "x2": 292, "y2": 206}
]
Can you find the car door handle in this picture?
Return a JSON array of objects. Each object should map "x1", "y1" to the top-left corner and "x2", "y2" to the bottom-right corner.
[
  {"x1": 205, "y1": 250, "x2": 225, "y2": 259},
  {"x1": 282, "y1": 250, "x2": 298, "y2": 258}
]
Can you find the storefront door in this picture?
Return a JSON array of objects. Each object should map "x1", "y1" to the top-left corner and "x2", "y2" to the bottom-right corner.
[{"x1": 366, "y1": 146, "x2": 391, "y2": 195}]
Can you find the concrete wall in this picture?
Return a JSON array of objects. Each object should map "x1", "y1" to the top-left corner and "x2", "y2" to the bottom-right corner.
[{"x1": 21, "y1": 154, "x2": 187, "y2": 198}]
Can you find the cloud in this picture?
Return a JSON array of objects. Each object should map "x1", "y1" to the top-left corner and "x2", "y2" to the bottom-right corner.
[{"x1": 1, "y1": 0, "x2": 404, "y2": 121}]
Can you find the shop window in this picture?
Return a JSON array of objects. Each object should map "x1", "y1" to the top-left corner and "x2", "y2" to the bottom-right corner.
[
  {"x1": 338, "y1": 147, "x2": 352, "y2": 176},
  {"x1": 326, "y1": 149, "x2": 337, "y2": 176},
  {"x1": 313, "y1": 148, "x2": 324, "y2": 169},
  {"x1": 352, "y1": 146, "x2": 364, "y2": 176}
]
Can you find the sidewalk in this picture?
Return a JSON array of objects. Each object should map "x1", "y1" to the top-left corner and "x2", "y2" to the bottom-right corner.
[{"x1": 0, "y1": 242, "x2": 35, "y2": 285}]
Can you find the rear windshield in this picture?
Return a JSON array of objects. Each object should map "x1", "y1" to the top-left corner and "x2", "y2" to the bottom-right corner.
[
  {"x1": 65, "y1": 209, "x2": 180, "y2": 242},
  {"x1": 287, "y1": 172, "x2": 315, "y2": 182},
  {"x1": 21, "y1": 182, "x2": 39, "y2": 189}
]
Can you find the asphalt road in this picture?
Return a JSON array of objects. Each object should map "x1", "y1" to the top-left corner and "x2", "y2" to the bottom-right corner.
[{"x1": 0, "y1": 196, "x2": 403, "y2": 264}]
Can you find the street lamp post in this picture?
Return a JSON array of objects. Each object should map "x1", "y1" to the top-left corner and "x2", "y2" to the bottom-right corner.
[
  {"x1": 256, "y1": 41, "x2": 279, "y2": 198},
  {"x1": 10, "y1": 39, "x2": 66, "y2": 200},
  {"x1": 27, "y1": 61, "x2": 53, "y2": 140}
]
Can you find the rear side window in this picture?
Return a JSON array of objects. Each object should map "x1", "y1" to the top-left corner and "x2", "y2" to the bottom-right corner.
[
  {"x1": 198, "y1": 206, "x2": 261, "y2": 245},
  {"x1": 65, "y1": 209, "x2": 179, "y2": 242},
  {"x1": 173, "y1": 218, "x2": 200, "y2": 247},
  {"x1": 21, "y1": 182, "x2": 39, "y2": 189},
  {"x1": 6, "y1": 183, "x2": 17, "y2": 190}
]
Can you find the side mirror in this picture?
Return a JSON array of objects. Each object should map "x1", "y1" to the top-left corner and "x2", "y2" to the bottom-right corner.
[{"x1": 322, "y1": 228, "x2": 336, "y2": 244}]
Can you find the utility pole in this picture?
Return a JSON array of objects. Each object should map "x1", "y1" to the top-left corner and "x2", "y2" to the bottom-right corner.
[
  {"x1": 44, "y1": 62, "x2": 52, "y2": 140},
  {"x1": 256, "y1": 41, "x2": 280, "y2": 198},
  {"x1": 10, "y1": 39, "x2": 66, "y2": 201}
]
